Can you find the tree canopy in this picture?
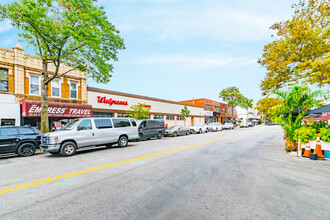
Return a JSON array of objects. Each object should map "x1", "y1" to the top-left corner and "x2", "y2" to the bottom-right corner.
[
  {"x1": 219, "y1": 86, "x2": 253, "y2": 109},
  {"x1": 258, "y1": 0, "x2": 330, "y2": 94},
  {"x1": 0, "y1": 0, "x2": 125, "y2": 84},
  {"x1": 255, "y1": 97, "x2": 281, "y2": 121},
  {"x1": 127, "y1": 103, "x2": 151, "y2": 120}
]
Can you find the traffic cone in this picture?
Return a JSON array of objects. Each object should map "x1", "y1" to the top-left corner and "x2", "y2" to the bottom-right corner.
[
  {"x1": 314, "y1": 136, "x2": 324, "y2": 158},
  {"x1": 303, "y1": 141, "x2": 311, "y2": 157}
]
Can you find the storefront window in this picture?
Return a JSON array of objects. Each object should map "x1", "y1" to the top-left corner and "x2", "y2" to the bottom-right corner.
[
  {"x1": 30, "y1": 75, "x2": 40, "y2": 95},
  {"x1": 117, "y1": 113, "x2": 128, "y2": 118},
  {"x1": 166, "y1": 115, "x2": 174, "y2": 120},
  {"x1": 214, "y1": 106, "x2": 220, "y2": 112},
  {"x1": 1, "y1": 119, "x2": 15, "y2": 126},
  {"x1": 0, "y1": 68, "x2": 8, "y2": 91},
  {"x1": 206, "y1": 104, "x2": 211, "y2": 111},
  {"x1": 93, "y1": 112, "x2": 114, "y2": 117},
  {"x1": 70, "y1": 81, "x2": 78, "y2": 99},
  {"x1": 52, "y1": 79, "x2": 61, "y2": 97},
  {"x1": 154, "y1": 115, "x2": 163, "y2": 119},
  {"x1": 177, "y1": 116, "x2": 184, "y2": 121}
]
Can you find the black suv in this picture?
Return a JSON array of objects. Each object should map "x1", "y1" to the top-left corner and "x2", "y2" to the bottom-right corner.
[{"x1": 0, "y1": 126, "x2": 42, "y2": 157}]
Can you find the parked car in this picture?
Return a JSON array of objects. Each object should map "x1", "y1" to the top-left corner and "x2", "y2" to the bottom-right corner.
[
  {"x1": 190, "y1": 124, "x2": 209, "y2": 134},
  {"x1": 223, "y1": 123, "x2": 234, "y2": 130},
  {"x1": 0, "y1": 126, "x2": 42, "y2": 157},
  {"x1": 208, "y1": 122, "x2": 223, "y2": 132},
  {"x1": 137, "y1": 119, "x2": 165, "y2": 140},
  {"x1": 240, "y1": 122, "x2": 248, "y2": 128},
  {"x1": 41, "y1": 118, "x2": 139, "y2": 156},
  {"x1": 247, "y1": 122, "x2": 254, "y2": 127},
  {"x1": 165, "y1": 126, "x2": 190, "y2": 137}
]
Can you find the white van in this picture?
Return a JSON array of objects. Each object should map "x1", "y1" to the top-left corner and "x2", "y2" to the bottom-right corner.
[{"x1": 41, "y1": 118, "x2": 139, "y2": 156}]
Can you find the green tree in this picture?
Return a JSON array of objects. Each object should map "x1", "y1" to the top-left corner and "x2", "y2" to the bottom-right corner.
[
  {"x1": 259, "y1": 0, "x2": 330, "y2": 94},
  {"x1": 272, "y1": 85, "x2": 324, "y2": 150},
  {"x1": 180, "y1": 105, "x2": 190, "y2": 126},
  {"x1": 0, "y1": 0, "x2": 125, "y2": 133},
  {"x1": 127, "y1": 103, "x2": 151, "y2": 120},
  {"x1": 255, "y1": 97, "x2": 281, "y2": 122},
  {"x1": 219, "y1": 86, "x2": 253, "y2": 123}
]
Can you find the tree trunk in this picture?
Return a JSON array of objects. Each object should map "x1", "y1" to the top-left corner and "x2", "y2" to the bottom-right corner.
[{"x1": 40, "y1": 61, "x2": 49, "y2": 133}]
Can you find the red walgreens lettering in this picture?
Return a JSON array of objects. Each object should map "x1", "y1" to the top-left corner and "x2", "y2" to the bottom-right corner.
[{"x1": 97, "y1": 96, "x2": 128, "y2": 106}]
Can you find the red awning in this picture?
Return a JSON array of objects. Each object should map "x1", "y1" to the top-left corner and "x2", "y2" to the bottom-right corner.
[{"x1": 22, "y1": 99, "x2": 93, "y2": 118}]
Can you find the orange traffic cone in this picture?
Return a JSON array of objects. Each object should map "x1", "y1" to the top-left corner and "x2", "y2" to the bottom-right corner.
[
  {"x1": 303, "y1": 141, "x2": 311, "y2": 157},
  {"x1": 314, "y1": 136, "x2": 324, "y2": 158}
]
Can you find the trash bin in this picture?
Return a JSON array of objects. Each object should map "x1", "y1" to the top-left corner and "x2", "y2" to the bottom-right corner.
[{"x1": 324, "y1": 151, "x2": 330, "y2": 160}]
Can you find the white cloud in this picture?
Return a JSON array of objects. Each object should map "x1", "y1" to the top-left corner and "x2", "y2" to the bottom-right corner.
[
  {"x1": 122, "y1": 54, "x2": 257, "y2": 71},
  {"x1": 109, "y1": 0, "x2": 294, "y2": 42},
  {"x1": 0, "y1": 21, "x2": 13, "y2": 33}
]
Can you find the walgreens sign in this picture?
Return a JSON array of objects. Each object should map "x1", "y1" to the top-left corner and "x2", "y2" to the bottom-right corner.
[
  {"x1": 22, "y1": 100, "x2": 92, "y2": 118},
  {"x1": 97, "y1": 96, "x2": 128, "y2": 106}
]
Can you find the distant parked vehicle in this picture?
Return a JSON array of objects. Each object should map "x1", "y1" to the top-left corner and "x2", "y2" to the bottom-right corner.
[
  {"x1": 165, "y1": 126, "x2": 190, "y2": 137},
  {"x1": 223, "y1": 123, "x2": 234, "y2": 130},
  {"x1": 208, "y1": 122, "x2": 223, "y2": 132},
  {"x1": 41, "y1": 118, "x2": 139, "y2": 156},
  {"x1": 240, "y1": 122, "x2": 248, "y2": 128},
  {"x1": 137, "y1": 119, "x2": 165, "y2": 140},
  {"x1": 0, "y1": 126, "x2": 42, "y2": 157},
  {"x1": 190, "y1": 124, "x2": 209, "y2": 134},
  {"x1": 247, "y1": 122, "x2": 254, "y2": 127}
]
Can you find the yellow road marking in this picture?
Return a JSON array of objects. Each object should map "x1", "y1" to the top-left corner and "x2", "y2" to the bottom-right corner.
[{"x1": 0, "y1": 131, "x2": 256, "y2": 194}]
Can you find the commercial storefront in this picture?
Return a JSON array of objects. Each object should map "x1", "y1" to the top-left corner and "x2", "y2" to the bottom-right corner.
[
  {"x1": 181, "y1": 98, "x2": 237, "y2": 124},
  {"x1": 21, "y1": 100, "x2": 92, "y2": 129},
  {"x1": 88, "y1": 87, "x2": 204, "y2": 127},
  {"x1": 0, "y1": 94, "x2": 20, "y2": 126}
]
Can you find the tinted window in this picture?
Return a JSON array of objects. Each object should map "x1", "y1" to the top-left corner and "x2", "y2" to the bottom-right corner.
[
  {"x1": 17, "y1": 127, "x2": 35, "y2": 135},
  {"x1": 130, "y1": 119, "x2": 137, "y2": 127},
  {"x1": 140, "y1": 121, "x2": 147, "y2": 128},
  {"x1": 94, "y1": 119, "x2": 112, "y2": 129},
  {"x1": 78, "y1": 120, "x2": 92, "y2": 130},
  {"x1": 0, "y1": 128, "x2": 17, "y2": 136},
  {"x1": 113, "y1": 119, "x2": 131, "y2": 128}
]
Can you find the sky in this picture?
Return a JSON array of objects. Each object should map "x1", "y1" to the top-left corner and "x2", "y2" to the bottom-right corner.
[{"x1": 0, "y1": 0, "x2": 301, "y2": 104}]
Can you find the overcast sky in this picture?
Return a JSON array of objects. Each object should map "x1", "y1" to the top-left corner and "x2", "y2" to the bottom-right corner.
[{"x1": 0, "y1": 0, "x2": 300, "y2": 103}]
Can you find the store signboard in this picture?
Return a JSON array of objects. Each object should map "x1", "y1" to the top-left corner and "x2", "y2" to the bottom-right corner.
[
  {"x1": 22, "y1": 99, "x2": 93, "y2": 118},
  {"x1": 204, "y1": 111, "x2": 213, "y2": 116},
  {"x1": 97, "y1": 96, "x2": 128, "y2": 106}
]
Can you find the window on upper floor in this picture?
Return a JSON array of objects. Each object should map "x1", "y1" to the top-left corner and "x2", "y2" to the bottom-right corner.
[
  {"x1": 214, "y1": 106, "x2": 220, "y2": 112},
  {"x1": 52, "y1": 79, "x2": 61, "y2": 97},
  {"x1": 0, "y1": 68, "x2": 8, "y2": 92},
  {"x1": 30, "y1": 75, "x2": 40, "y2": 95},
  {"x1": 222, "y1": 108, "x2": 226, "y2": 113},
  {"x1": 228, "y1": 108, "x2": 233, "y2": 114},
  {"x1": 206, "y1": 104, "x2": 211, "y2": 111},
  {"x1": 70, "y1": 81, "x2": 78, "y2": 99}
]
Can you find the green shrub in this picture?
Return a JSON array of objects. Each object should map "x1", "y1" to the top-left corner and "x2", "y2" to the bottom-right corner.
[
  {"x1": 293, "y1": 127, "x2": 317, "y2": 144},
  {"x1": 319, "y1": 128, "x2": 330, "y2": 142}
]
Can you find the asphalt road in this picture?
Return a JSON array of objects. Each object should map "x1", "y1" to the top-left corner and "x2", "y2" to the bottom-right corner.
[{"x1": 0, "y1": 125, "x2": 329, "y2": 220}]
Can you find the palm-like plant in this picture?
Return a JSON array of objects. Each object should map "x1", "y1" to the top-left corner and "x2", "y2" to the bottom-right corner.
[{"x1": 272, "y1": 85, "x2": 324, "y2": 148}]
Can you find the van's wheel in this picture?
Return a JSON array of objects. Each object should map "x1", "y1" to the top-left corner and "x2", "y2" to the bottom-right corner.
[
  {"x1": 118, "y1": 136, "x2": 128, "y2": 148},
  {"x1": 60, "y1": 142, "x2": 77, "y2": 156},
  {"x1": 206, "y1": 129, "x2": 209, "y2": 133},
  {"x1": 17, "y1": 143, "x2": 36, "y2": 157},
  {"x1": 186, "y1": 130, "x2": 189, "y2": 135},
  {"x1": 173, "y1": 132, "x2": 177, "y2": 137},
  {"x1": 138, "y1": 133, "x2": 144, "y2": 141},
  {"x1": 157, "y1": 132, "x2": 163, "y2": 139}
]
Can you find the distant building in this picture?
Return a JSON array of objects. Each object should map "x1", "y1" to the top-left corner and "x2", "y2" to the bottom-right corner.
[{"x1": 236, "y1": 107, "x2": 260, "y2": 123}]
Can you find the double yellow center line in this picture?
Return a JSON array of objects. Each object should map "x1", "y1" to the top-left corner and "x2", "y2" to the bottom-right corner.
[{"x1": 0, "y1": 131, "x2": 255, "y2": 194}]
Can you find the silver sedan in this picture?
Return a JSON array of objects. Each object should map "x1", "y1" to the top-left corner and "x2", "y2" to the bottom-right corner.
[{"x1": 165, "y1": 126, "x2": 190, "y2": 137}]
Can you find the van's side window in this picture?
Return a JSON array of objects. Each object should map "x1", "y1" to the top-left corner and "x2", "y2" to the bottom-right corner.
[
  {"x1": 113, "y1": 119, "x2": 131, "y2": 128},
  {"x1": 78, "y1": 120, "x2": 92, "y2": 130},
  {"x1": 140, "y1": 121, "x2": 147, "y2": 128},
  {"x1": 95, "y1": 119, "x2": 112, "y2": 129},
  {"x1": 130, "y1": 119, "x2": 137, "y2": 127}
]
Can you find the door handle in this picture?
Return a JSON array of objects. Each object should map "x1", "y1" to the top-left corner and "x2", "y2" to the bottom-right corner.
[{"x1": 92, "y1": 133, "x2": 94, "y2": 136}]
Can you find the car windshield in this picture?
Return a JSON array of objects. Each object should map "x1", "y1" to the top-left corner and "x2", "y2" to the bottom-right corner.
[
  {"x1": 169, "y1": 126, "x2": 178, "y2": 130},
  {"x1": 61, "y1": 119, "x2": 79, "y2": 130}
]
